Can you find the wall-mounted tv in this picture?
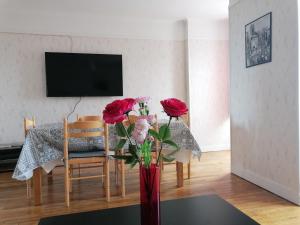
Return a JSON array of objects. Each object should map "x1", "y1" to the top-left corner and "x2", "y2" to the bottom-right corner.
[{"x1": 45, "y1": 52, "x2": 123, "y2": 97}]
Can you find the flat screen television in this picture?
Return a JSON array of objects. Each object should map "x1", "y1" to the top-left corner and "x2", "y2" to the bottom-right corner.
[{"x1": 45, "y1": 52, "x2": 123, "y2": 97}]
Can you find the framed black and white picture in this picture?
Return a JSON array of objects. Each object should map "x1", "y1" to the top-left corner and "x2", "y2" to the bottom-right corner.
[{"x1": 245, "y1": 12, "x2": 272, "y2": 68}]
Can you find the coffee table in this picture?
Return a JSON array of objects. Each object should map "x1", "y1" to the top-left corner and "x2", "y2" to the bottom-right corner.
[{"x1": 39, "y1": 195, "x2": 260, "y2": 225}]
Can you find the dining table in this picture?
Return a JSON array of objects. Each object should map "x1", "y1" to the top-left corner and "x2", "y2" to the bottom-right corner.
[{"x1": 13, "y1": 120, "x2": 201, "y2": 205}]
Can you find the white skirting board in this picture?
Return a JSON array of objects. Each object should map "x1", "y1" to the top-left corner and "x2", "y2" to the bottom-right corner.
[
  {"x1": 200, "y1": 144, "x2": 230, "y2": 152},
  {"x1": 232, "y1": 166, "x2": 300, "y2": 205}
]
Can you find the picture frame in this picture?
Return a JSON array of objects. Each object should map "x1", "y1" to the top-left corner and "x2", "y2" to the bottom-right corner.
[{"x1": 245, "y1": 12, "x2": 272, "y2": 68}]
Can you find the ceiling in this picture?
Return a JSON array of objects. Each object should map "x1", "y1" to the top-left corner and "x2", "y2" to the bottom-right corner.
[{"x1": 0, "y1": 0, "x2": 229, "y2": 21}]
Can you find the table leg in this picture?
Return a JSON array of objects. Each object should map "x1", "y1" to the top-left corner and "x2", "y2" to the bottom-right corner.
[
  {"x1": 176, "y1": 161, "x2": 184, "y2": 187},
  {"x1": 33, "y1": 167, "x2": 42, "y2": 205}
]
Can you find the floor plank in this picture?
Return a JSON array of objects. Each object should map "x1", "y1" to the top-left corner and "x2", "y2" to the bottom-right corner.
[{"x1": 0, "y1": 151, "x2": 299, "y2": 225}]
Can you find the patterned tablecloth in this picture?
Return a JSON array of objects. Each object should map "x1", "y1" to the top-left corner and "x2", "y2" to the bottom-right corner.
[{"x1": 12, "y1": 120, "x2": 201, "y2": 181}]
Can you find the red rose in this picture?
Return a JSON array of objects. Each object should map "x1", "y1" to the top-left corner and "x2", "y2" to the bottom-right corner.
[
  {"x1": 103, "y1": 98, "x2": 136, "y2": 124},
  {"x1": 122, "y1": 98, "x2": 136, "y2": 114},
  {"x1": 160, "y1": 98, "x2": 188, "y2": 117},
  {"x1": 103, "y1": 100, "x2": 126, "y2": 124}
]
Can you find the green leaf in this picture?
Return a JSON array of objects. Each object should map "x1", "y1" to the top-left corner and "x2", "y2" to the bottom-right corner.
[
  {"x1": 114, "y1": 155, "x2": 138, "y2": 166},
  {"x1": 125, "y1": 156, "x2": 135, "y2": 164},
  {"x1": 128, "y1": 144, "x2": 141, "y2": 159},
  {"x1": 113, "y1": 155, "x2": 131, "y2": 160},
  {"x1": 127, "y1": 124, "x2": 135, "y2": 136},
  {"x1": 115, "y1": 123, "x2": 127, "y2": 137},
  {"x1": 163, "y1": 140, "x2": 179, "y2": 150},
  {"x1": 148, "y1": 129, "x2": 161, "y2": 140},
  {"x1": 116, "y1": 139, "x2": 127, "y2": 150},
  {"x1": 165, "y1": 149, "x2": 178, "y2": 157},
  {"x1": 130, "y1": 159, "x2": 139, "y2": 168},
  {"x1": 162, "y1": 155, "x2": 175, "y2": 162},
  {"x1": 159, "y1": 124, "x2": 171, "y2": 141},
  {"x1": 128, "y1": 144, "x2": 137, "y2": 155}
]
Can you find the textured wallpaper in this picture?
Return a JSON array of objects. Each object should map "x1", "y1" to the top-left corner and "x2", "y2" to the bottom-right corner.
[
  {"x1": 0, "y1": 33, "x2": 186, "y2": 143},
  {"x1": 230, "y1": 0, "x2": 299, "y2": 204}
]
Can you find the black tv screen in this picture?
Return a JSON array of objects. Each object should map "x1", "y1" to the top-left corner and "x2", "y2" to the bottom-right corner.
[{"x1": 45, "y1": 52, "x2": 123, "y2": 97}]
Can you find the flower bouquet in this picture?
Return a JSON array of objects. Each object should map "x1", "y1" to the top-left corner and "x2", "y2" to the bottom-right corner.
[{"x1": 102, "y1": 97, "x2": 188, "y2": 225}]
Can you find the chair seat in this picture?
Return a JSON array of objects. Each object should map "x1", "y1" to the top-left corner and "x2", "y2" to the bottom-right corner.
[{"x1": 69, "y1": 148, "x2": 105, "y2": 159}]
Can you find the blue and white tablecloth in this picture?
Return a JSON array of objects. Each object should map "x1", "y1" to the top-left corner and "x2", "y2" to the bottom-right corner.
[{"x1": 12, "y1": 120, "x2": 201, "y2": 180}]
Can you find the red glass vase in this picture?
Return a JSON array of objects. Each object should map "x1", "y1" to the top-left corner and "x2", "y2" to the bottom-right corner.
[{"x1": 140, "y1": 164, "x2": 161, "y2": 225}]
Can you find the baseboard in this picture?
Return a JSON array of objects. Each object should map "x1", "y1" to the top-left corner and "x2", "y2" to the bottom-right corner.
[
  {"x1": 232, "y1": 166, "x2": 300, "y2": 205},
  {"x1": 201, "y1": 144, "x2": 230, "y2": 152}
]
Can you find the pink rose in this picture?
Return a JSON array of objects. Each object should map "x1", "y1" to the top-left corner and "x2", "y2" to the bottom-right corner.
[
  {"x1": 132, "y1": 118, "x2": 150, "y2": 144},
  {"x1": 138, "y1": 115, "x2": 156, "y2": 124},
  {"x1": 135, "y1": 96, "x2": 150, "y2": 104}
]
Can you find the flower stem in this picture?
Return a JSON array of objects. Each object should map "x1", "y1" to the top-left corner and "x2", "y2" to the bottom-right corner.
[
  {"x1": 121, "y1": 122, "x2": 141, "y2": 164},
  {"x1": 156, "y1": 117, "x2": 172, "y2": 166}
]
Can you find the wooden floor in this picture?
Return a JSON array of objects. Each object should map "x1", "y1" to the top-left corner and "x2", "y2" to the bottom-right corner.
[{"x1": 1, "y1": 151, "x2": 300, "y2": 225}]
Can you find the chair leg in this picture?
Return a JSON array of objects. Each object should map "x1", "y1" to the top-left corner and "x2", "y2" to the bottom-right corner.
[
  {"x1": 101, "y1": 164, "x2": 104, "y2": 185},
  {"x1": 105, "y1": 160, "x2": 110, "y2": 202},
  {"x1": 65, "y1": 164, "x2": 70, "y2": 207},
  {"x1": 26, "y1": 179, "x2": 31, "y2": 198},
  {"x1": 71, "y1": 165, "x2": 73, "y2": 176},
  {"x1": 69, "y1": 165, "x2": 73, "y2": 193},
  {"x1": 115, "y1": 160, "x2": 119, "y2": 185},
  {"x1": 48, "y1": 171, "x2": 53, "y2": 183},
  {"x1": 159, "y1": 163, "x2": 163, "y2": 183},
  {"x1": 103, "y1": 162, "x2": 106, "y2": 188},
  {"x1": 187, "y1": 161, "x2": 191, "y2": 179},
  {"x1": 121, "y1": 160, "x2": 125, "y2": 197}
]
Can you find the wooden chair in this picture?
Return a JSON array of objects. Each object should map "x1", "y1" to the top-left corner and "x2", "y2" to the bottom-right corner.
[
  {"x1": 161, "y1": 114, "x2": 191, "y2": 179},
  {"x1": 64, "y1": 119, "x2": 110, "y2": 207},
  {"x1": 78, "y1": 115, "x2": 122, "y2": 192},
  {"x1": 77, "y1": 115, "x2": 102, "y2": 122},
  {"x1": 116, "y1": 115, "x2": 159, "y2": 196},
  {"x1": 78, "y1": 114, "x2": 126, "y2": 197},
  {"x1": 76, "y1": 115, "x2": 102, "y2": 176},
  {"x1": 24, "y1": 117, "x2": 36, "y2": 136},
  {"x1": 113, "y1": 115, "x2": 140, "y2": 197},
  {"x1": 24, "y1": 117, "x2": 36, "y2": 198}
]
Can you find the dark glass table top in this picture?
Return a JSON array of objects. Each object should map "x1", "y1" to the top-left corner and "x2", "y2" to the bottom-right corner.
[{"x1": 39, "y1": 195, "x2": 260, "y2": 225}]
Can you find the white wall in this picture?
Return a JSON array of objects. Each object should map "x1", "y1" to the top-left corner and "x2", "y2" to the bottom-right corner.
[
  {"x1": 0, "y1": 33, "x2": 186, "y2": 143},
  {"x1": 0, "y1": 9, "x2": 186, "y2": 41},
  {"x1": 187, "y1": 19, "x2": 230, "y2": 151},
  {"x1": 0, "y1": 8, "x2": 230, "y2": 152},
  {"x1": 230, "y1": 0, "x2": 300, "y2": 204}
]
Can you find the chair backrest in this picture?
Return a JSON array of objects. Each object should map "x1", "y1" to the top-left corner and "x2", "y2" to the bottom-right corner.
[
  {"x1": 63, "y1": 118, "x2": 109, "y2": 159},
  {"x1": 77, "y1": 115, "x2": 102, "y2": 121},
  {"x1": 122, "y1": 115, "x2": 139, "y2": 127},
  {"x1": 124, "y1": 115, "x2": 158, "y2": 126},
  {"x1": 24, "y1": 117, "x2": 36, "y2": 137},
  {"x1": 122, "y1": 114, "x2": 159, "y2": 153}
]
